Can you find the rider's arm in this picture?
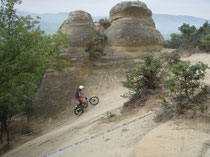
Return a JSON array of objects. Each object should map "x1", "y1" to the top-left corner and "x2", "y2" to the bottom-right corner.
[{"x1": 79, "y1": 91, "x2": 83, "y2": 98}]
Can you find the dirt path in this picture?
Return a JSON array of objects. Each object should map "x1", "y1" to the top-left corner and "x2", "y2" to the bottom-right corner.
[{"x1": 2, "y1": 84, "x2": 161, "y2": 157}]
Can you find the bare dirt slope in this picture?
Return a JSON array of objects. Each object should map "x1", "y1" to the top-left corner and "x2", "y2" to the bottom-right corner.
[
  {"x1": 3, "y1": 53, "x2": 210, "y2": 157},
  {"x1": 2, "y1": 85, "x2": 126, "y2": 157},
  {"x1": 2, "y1": 85, "x2": 161, "y2": 157},
  {"x1": 130, "y1": 119, "x2": 210, "y2": 157}
]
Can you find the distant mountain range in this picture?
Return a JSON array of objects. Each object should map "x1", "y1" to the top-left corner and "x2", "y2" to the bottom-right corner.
[{"x1": 17, "y1": 11, "x2": 210, "y2": 40}]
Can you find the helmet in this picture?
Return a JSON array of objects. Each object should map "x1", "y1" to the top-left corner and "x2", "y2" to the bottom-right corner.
[{"x1": 79, "y1": 85, "x2": 84, "y2": 89}]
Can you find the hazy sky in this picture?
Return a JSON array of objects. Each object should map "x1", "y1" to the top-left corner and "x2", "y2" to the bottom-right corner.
[{"x1": 16, "y1": 0, "x2": 210, "y2": 20}]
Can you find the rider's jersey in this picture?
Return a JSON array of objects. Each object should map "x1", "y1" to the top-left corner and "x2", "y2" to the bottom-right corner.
[{"x1": 75, "y1": 89, "x2": 83, "y2": 99}]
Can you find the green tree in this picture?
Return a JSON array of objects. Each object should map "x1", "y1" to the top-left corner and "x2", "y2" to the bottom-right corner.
[
  {"x1": 179, "y1": 23, "x2": 196, "y2": 34},
  {"x1": 178, "y1": 24, "x2": 197, "y2": 49},
  {"x1": 196, "y1": 22, "x2": 210, "y2": 51},
  {"x1": 196, "y1": 21, "x2": 210, "y2": 37},
  {"x1": 164, "y1": 33, "x2": 182, "y2": 48},
  {"x1": 0, "y1": 0, "x2": 68, "y2": 144},
  {"x1": 164, "y1": 22, "x2": 210, "y2": 52},
  {"x1": 200, "y1": 34, "x2": 210, "y2": 51}
]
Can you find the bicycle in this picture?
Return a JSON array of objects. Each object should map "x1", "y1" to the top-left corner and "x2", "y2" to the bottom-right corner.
[{"x1": 74, "y1": 96, "x2": 99, "y2": 115}]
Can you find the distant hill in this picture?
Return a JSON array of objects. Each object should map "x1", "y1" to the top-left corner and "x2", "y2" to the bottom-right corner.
[
  {"x1": 17, "y1": 11, "x2": 210, "y2": 40},
  {"x1": 152, "y1": 14, "x2": 210, "y2": 40}
]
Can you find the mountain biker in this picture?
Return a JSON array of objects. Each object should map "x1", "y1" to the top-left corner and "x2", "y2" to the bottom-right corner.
[{"x1": 75, "y1": 85, "x2": 85, "y2": 111}]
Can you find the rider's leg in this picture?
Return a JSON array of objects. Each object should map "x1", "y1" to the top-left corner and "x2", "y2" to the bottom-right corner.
[
  {"x1": 77, "y1": 98, "x2": 84, "y2": 113},
  {"x1": 81, "y1": 99, "x2": 84, "y2": 108},
  {"x1": 77, "y1": 98, "x2": 84, "y2": 108}
]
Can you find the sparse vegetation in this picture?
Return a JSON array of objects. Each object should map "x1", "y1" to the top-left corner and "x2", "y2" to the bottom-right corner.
[
  {"x1": 123, "y1": 50, "x2": 210, "y2": 116},
  {"x1": 86, "y1": 34, "x2": 107, "y2": 61},
  {"x1": 122, "y1": 54, "x2": 163, "y2": 105},
  {"x1": 98, "y1": 18, "x2": 110, "y2": 29},
  {"x1": 107, "y1": 111, "x2": 116, "y2": 119}
]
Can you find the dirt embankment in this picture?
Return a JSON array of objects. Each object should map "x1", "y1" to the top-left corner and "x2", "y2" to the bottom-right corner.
[{"x1": 130, "y1": 119, "x2": 210, "y2": 157}]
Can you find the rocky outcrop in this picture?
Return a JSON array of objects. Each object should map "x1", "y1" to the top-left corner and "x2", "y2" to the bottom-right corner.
[
  {"x1": 59, "y1": 10, "x2": 96, "y2": 47},
  {"x1": 109, "y1": 1, "x2": 152, "y2": 22},
  {"x1": 33, "y1": 70, "x2": 79, "y2": 118},
  {"x1": 105, "y1": 1, "x2": 164, "y2": 49},
  {"x1": 32, "y1": 1, "x2": 165, "y2": 120}
]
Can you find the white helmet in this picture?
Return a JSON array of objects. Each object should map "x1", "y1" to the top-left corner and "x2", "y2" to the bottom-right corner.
[{"x1": 79, "y1": 85, "x2": 84, "y2": 89}]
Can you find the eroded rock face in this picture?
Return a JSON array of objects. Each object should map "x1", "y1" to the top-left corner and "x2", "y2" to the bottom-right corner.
[
  {"x1": 32, "y1": 2, "x2": 164, "y2": 120},
  {"x1": 105, "y1": 1, "x2": 164, "y2": 48},
  {"x1": 59, "y1": 10, "x2": 95, "y2": 47},
  {"x1": 110, "y1": 1, "x2": 152, "y2": 22}
]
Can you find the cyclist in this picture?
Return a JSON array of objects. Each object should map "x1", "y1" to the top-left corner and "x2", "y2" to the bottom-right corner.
[{"x1": 75, "y1": 85, "x2": 85, "y2": 111}]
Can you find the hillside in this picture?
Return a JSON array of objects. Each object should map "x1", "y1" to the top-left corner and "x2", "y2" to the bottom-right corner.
[
  {"x1": 17, "y1": 11, "x2": 210, "y2": 40},
  {"x1": 3, "y1": 51, "x2": 210, "y2": 157},
  {"x1": 2, "y1": 0, "x2": 210, "y2": 156}
]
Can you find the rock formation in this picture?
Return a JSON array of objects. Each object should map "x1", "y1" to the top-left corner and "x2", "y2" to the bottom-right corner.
[
  {"x1": 105, "y1": 1, "x2": 164, "y2": 49},
  {"x1": 59, "y1": 10, "x2": 95, "y2": 47},
  {"x1": 33, "y1": 1, "x2": 165, "y2": 120}
]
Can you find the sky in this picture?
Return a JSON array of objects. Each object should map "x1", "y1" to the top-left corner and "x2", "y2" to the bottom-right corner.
[{"x1": 16, "y1": 0, "x2": 210, "y2": 20}]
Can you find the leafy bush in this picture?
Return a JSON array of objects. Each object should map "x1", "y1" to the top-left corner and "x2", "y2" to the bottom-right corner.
[
  {"x1": 165, "y1": 61, "x2": 209, "y2": 113},
  {"x1": 164, "y1": 34, "x2": 182, "y2": 49},
  {"x1": 89, "y1": 34, "x2": 107, "y2": 60},
  {"x1": 160, "y1": 50, "x2": 181, "y2": 68},
  {"x1": 52, "y1": 59, "x2": 71, "y2": 71},
  {"x1": 98, "y1": 18, "x2": 110, "y2": 29},
  {"x1": 192, "y1": 86, "x2": 210, "y2": 104},
  {"x1": 123, "y1": 54, "x2": 162, "y2": 101},
  {"x1": 168, "y1": 61, "x2": 208, "y2": 98}
]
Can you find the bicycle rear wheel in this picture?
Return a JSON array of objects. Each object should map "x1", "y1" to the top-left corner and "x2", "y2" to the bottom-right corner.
[{"x1": 74, "y1": 106, "x2": 83, "y2": 115}]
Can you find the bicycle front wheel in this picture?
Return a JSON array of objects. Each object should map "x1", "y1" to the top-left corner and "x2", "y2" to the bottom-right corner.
[{"x1": 89, "y1": 96, "x2": 99, "y2": 105}]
